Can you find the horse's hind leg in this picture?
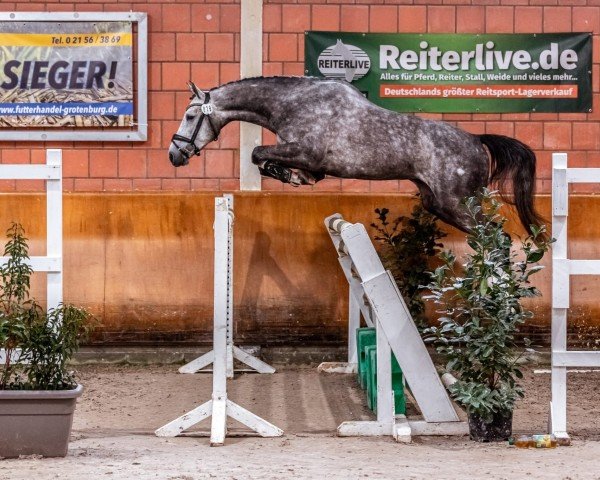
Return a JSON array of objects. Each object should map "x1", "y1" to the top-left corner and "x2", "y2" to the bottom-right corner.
[{"x1": 251, "y1": 144, "x2": 323, "y2": 186}]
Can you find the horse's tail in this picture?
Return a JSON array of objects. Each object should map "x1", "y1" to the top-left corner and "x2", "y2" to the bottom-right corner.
[{"x1": 478, "y1": 134, "x2": 545, "y2": 237}]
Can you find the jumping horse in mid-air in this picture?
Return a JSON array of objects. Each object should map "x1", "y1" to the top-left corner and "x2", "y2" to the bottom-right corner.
[{"x1": 168, "y1": 76, "x2": 543, "y2": 234}]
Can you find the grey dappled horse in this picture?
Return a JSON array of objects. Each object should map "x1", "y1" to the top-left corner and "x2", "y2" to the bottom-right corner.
[{"x1": 169, "y1": 76, "x2": 542, "y2": 235}]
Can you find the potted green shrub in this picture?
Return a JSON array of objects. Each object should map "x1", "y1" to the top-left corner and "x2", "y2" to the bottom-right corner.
[
  {"x1": 424, "y1": 190, "x2": 551, "y2": 442},
  {"x1": 371, "y1": 200, "x2": 446, "y2": 331},
  {"x1": 0, "y1": 223, "x2": 93, "y2": 458}
]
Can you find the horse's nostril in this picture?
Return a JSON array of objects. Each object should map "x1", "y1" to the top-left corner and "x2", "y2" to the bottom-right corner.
[{"x1": 169, "y1": 152, "x2": 174, "y2": 163}]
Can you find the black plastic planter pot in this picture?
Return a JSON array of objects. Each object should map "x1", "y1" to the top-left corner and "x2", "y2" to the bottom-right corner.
[
  {"x1": 468, "y1": 410, "x2": 513, "y2": 442},
  {"x1": 0, "y1": 384, "x2": 83, "y2": 458}
]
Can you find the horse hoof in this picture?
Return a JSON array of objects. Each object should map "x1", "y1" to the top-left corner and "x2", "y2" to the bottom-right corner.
[
  {"x1": 289, "y1": 177, "x2": 302, "y2": 187},
  {"x1": 258, "y1": 162, "x2": 292, "y2": 184}
]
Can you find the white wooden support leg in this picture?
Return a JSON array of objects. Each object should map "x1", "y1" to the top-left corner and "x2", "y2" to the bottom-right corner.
[
  {"x1": 318, "y1": 287, "x2": 361, "y2": 374},
  {"x1": 347, "y1": 292, "x2": 360, "y2": 366},
  {"x1": 375, "y1": 319, "x2": 394, "y2": 426},
  {"x1": 178, "y1": 351, "x2": 215, "y2": 374},
  {"x1": 337, "y1": 420, "x2": 393, "y2": 437},
  {"x1": 226, "y1": 400, "x2": 283, "y2": 438},
  {"x1": 180, "y1": 348, "x2": 275, "y2": 375},
  {"x1": 393, "y1": 417, "x2": 413, "y2": 443},
  {"x1": 155, "y1": 400, "x2": 213, "y2": 437},
  {"x1": 339, "y1": 256, "x2": 375, "y2": 329},
  {"x1": 233, "y1": 346, "x2": 275, "y2": 373},
  {"x1": 375, "y1": 319, "x2": 412, "y2": 443},
  {"x1": 179, "y1": 349, "x2": 275, "y2": 375},
  {"x1": 550, "y1": 368, "x2": 568, "y2": 437},
  {"x1": 210, "y1": 396, "x2": 228, "y2": 446},
  {"x1": 551, "y1": 309, "x2": 568, "y2": 437},
  {"x1": 179, "y1": 347, "x2": 275, "y2": 375}
]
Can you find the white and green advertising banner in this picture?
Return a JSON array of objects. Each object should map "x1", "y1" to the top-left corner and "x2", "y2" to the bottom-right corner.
[{"x1": 305, "y1": 32, "x2": 592, "y2": 113}]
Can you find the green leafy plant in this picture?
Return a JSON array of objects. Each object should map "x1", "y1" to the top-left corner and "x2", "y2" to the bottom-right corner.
[
  {"x1": 424, "y1": 189, "x2": 552, "y2": 422},
  {"x1": 371, "y1": 200, "x2": 446, "y2": 329},
  {"x1": 0, "y1": 223, "x2": 35, "y2": 389},
  {"x1": 0, "y1": 223, "x2": 94, "y2": 390}
]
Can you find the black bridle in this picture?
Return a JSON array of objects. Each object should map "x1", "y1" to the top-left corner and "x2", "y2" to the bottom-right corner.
[{"x1": 171, "y1": 85, "x2": 219, "y2": 160}]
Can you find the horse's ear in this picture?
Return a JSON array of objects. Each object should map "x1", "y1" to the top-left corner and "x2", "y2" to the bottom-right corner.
[{"x1": 187, "y1": 81, "x2": 203, "y2": 100}]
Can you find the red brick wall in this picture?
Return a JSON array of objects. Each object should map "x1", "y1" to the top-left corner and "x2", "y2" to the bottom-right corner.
[{"x1": 0, "y1": 0, "x2": 598, "y2": 195}]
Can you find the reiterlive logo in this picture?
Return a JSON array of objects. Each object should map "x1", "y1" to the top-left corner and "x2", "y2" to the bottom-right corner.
[
  {"x1": 380, "y1": 41, "x2": 579, "y2": 74},
  {"x1": 317, "y1": 40, "x2": 371, "y2": 82}
]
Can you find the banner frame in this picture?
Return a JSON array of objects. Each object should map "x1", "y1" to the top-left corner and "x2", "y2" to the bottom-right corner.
[{"x1": 0, "y1": 11, "x2": 147, "y2": 142}]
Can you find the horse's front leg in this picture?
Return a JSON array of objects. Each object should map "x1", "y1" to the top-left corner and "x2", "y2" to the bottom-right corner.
[{"x1": 251, "y1": 143, "x2": 323, "y2": 186}]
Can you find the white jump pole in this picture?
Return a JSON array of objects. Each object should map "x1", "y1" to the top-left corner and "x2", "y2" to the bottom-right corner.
[
  {"x1": 179, "y1": 194, "x2": 275, "y2": 375},
  {"x1": 156, "y1": 196, "x2": 282, "y2": 445}
]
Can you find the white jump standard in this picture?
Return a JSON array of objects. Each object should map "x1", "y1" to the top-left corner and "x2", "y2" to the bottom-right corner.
[
  {"x1": 0, "y1": 149, "x2": 63, "y2": 365},
  {"x1": 550, "y1": 152, "x2": 600, "y2": 441},
  {"x1": 178, "y1": 195, "x2": 275, "y2": 376},
  {"x1": 323, "y1": 214, "x2": 467, "y2": 442},
  {"x1": 156, "y1": 195, "x2": 282, "y2": 446}
]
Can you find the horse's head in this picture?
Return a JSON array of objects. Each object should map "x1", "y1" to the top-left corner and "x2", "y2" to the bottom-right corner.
[{"x1": 169, "y1": 82, "x2": 219, "y2": 167}]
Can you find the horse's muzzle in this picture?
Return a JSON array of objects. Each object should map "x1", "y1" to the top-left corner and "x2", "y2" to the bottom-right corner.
[{"x1": 168, "y1": 148, "x2": 189, "y2": 167}]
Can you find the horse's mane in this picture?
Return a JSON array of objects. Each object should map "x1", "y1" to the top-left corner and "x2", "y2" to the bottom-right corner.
[{"x1": 209, "y1": 75, "x2": 344, "y2": 91}]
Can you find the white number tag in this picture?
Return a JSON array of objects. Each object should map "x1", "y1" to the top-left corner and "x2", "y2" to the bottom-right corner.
[{"x1": 201, "y1": 104, "x2": 214, "y2": 115}]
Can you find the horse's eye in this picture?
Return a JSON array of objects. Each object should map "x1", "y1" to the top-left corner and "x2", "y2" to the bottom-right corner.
[{"x1": 185, "y1": 113, "x2": 195, "y2": 121}]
